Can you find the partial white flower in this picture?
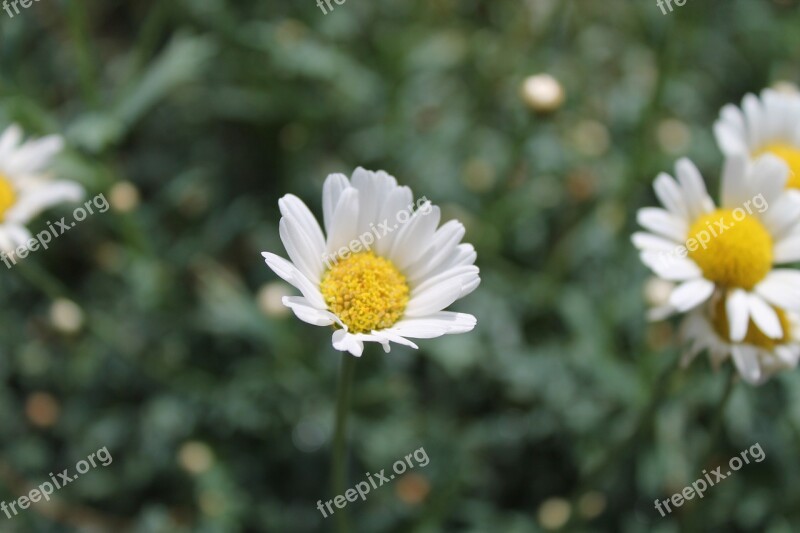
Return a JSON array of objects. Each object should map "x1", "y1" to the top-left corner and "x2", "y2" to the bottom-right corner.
[
  {"x1": 0, "y1": 124, "x2": 84, "y2": 253},
  {"x1": 714, "y1": 88, "x2": 800, "y2": 188},
  {"x1": 643, "y1": 276, "x2": 676, "y2": 321},
  {"x1": 681, "y1": 293, "x2": 800, "y2": 385},
  {"x1": 262, "y1": 168, "x2": 480, "y2": 356},
  {"x1": 632, "y1": 155, "x2": 800, "y2": 342}
]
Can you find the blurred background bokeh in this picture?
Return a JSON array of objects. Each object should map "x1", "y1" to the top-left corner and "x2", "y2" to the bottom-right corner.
[{"x1": 2, "y1": 0, "x2": 800, "y2": 531}]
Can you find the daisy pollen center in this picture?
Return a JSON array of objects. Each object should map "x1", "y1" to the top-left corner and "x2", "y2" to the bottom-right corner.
[
  {"x1": 687, "y1": 209, "x2": 772, "y2": 290},
  {"x1": 0, "y1": 174, "x2": 16, "y2": 221},
  {"x1": 757, "y1": 143, "x2": 800, "y2": 189},
  {"x1": 320, "y1": 251, "x2": 409, "y2": 334},
  {"x1": 711, "y1": 295, "x2": 790, "y2": 349}
]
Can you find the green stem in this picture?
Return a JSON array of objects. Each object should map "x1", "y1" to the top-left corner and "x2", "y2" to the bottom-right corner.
[
  {"x1": 683, "y1": 369, "x2": 737, "y2": 530},
  {"x1": 331, "y1": 353, "x2": 356, "y2": 533},
  {"x1": 705, "y1": 368, "x2": 737, "y2": 457}
]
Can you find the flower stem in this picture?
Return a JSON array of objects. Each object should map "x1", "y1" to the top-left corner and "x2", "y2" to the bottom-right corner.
[
  {"x1": 706, "y1": 367, "x2": 737, "y2": 455},
  {"x1": 683, "y1": 368, "x2": 737, "y2": 530},
  {"x1": 331, "y1": 353, "x2": 356, "y2": 533}
]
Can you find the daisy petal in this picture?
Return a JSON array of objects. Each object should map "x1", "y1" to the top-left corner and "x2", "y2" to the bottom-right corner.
[
  {"x1": 747, "y1": 293, "x2": 782, "y2": 339},
  {"x1": 0, "y1": 124, "x2": 22, "y2": 161},
  {"x1": 639, "y1": 250, "x2": 701, "y2": 281},
  {"x1": 766, "y1": 269, "x2": 800, "y2": 291},
  {"x1": 760, "y1": 192, "x2": 800, "y2": 239},
  {"x1": 332, "y1": 329, "x2": 364, "y2": 357},
  {"x1": 411, "y1": 265, "x2": 479, "y2": 299},
  {"x1": 373, "y1": 185, "x2": 413, "y2": 257},
  {"x1": 322, "y1": 173, "x2": 351, "y2": 234},
  {"x1": 773, "y1": 233, "x2": 800, "y2": 264},
  {"x1": 276, "y1": 194, "x2": 327, "y2": 284},
  {"x1": 714, "y1": 121, "x2": 748, "y2": 155},
  {"x1": 775, "y1": 345, "x2": 800, "y2": 367},
  {"x1": 755, "y1": 271, "x2": 800, "y2": 311},
  {"x1": 387, "y1": 312, "x2": 477, "y2": 339},
  {"x1": 675, "y1": 158, "x2": 714, "y2": 219},
  {"x1": 279, "y1": 218, "x2": 323, "y2": 284},
  {"x1": 388, "y1": 203, "x2": 441, "y2": 269},
  {"x1": 404, "y1": 277, "x2": 466, "y2": 317},
  {"x1": 632, "y1": 232, "x2": 681, "y2": 253},
  {"x1": 405, "y1": 220, "x2": 465, "y2": 283},
  {"x1": 637, "y1": 207, "x2": 687, "y2": 243},
  {"x1": 325, "y1": 188, "x2": 360, "y2": 255},
  {"x1": 4, "y1": 181, "x2": 84, "y2": 224},
  {"x1": 751, "y1": 154, "x2": 789, "y2": 205},
  {"x1": 409, "y1": 240, "x2": 476, "y2": 285},
  {"x1": 727, "y1": 289, "x2": 750, "y2": 342},
  {"x1": 279, "y1": 194, "x2": 326, "y2": 259},
  {"x1": 720, "y1": 155, "x2": 750, "y2": 209},
  {"x1": 282, "y1": 296, "x2": 337, "y2": 326},
  {"x1": 261, "y1": 252, "x2": 326, "y2": 309},
  {"x1": 653, "y1": 172, "x2": 689, "y2": 220},
  {"x1": 742, "y1": 93, "x2": 764, "y2": 149},
  {"x1": 374, "y1": 331, "x2": 419, "y2": 350},
  {"x1": 669, "y1": 278, "x2": 714, "y2": 312},
  {"x1": 5, "y1": 135, "x2": 64, "y2": 175},
  {"x1": 0, "y1": 223, "x2": 32, "y2": 253},
  {"x1": 351, "y1": 167, "x2": 398, "y2": 237},
  {"x1": 731, "y1": 345, "x2": 762, "y2": 384},
  {"x1": 714, "y1": 104, "x2": 747, "y2": 155}
]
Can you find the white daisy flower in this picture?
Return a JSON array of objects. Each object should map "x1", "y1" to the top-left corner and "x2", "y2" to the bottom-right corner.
[
  {"x1": 632, "y1": 155, "x2": 800, "y2": 343},
  {"x1": 714, "y1": 88, "x2": 800, "y2": 189},
  {"x1": 681, "y1": 292, "x2": 800, "y2": 385},
  {"x1": 0, "y1": 124, "x2": 84, "y2": 253},
  {"x1": 261, "y1": 168, "x2": 480, "y2": 357}
]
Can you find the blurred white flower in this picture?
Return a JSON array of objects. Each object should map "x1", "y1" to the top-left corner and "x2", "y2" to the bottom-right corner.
[
  {"x1": 681, "y1": 294, "x2": 800, "y2": 385},
  {"x1": 656, "y1": 118, "x2": 691, "y2": 155},
  {"x1": 643, "y1": 276, "x2": 674, "y2": 320},
  {"x1": 178, "y1": 441, "x2": 214, "y2": 475},
  {"x1": 520, "y1": 74, "x2": 565, "y2": 112},
  {"x1": 49, "y1": 298, "x2": 84, "y2": 334},
  {"x1": 256, "y1": 281, "x2": 292, "y2": 317},
  {"x1": 0, "y1": 124, "x2": 84, "y2": 253},
  {"x1": 715, "y1": 89, "x2": 800, "y2": 189},
  {"x1": 632, "y1": 156, "x2": 800, "y2": 344},
  {"x1": 262, "y1": 168, "x2": 480, "y2": 356},
  {"x1": 538, "y1": 497, "x2": 571, "y2": 530},
  {"x1": 109, "y1": 180, "x2": 140, "y2": 213}
]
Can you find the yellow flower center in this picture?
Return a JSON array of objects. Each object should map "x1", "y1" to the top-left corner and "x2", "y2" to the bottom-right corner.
[
  {"x1": 687, "y1": 209, "x2": 772, "y2": 290},
  {"x1": 757, "y1": 143, "x2": 800, "y2": 189},
  {"x1": 320, "y1": 251, "x2": 409, "y2": 334},
  {"x1": 711, "y1": 295, "x2": 790, "y2": 349},
  {"x1": 0, "y1": 174, "x2": 17, "y2": 221}
]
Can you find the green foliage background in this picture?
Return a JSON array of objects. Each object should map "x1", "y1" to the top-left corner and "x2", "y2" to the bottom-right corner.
[{"x1": 1, "y1": 0, "x2": 800, "y2": 531}]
